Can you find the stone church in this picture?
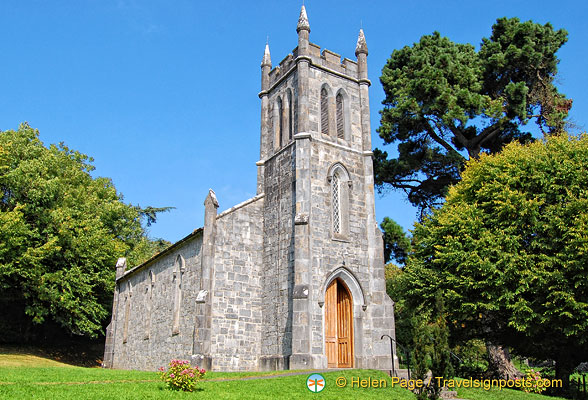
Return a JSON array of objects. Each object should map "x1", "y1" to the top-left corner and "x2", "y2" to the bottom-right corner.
[{"x1": 103, "y1": 6, "x2": 397, "y2": 372}]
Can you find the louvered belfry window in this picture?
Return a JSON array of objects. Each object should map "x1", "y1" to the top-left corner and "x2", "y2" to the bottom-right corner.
[
  {"x1": 336, "y1": 93, "x2": 344, "y2": 139},
  {"x1": 278, "y1": 97, "x2": 284, "y2": 147},
  {"x1": 332, "y1": 172, "x2": 341, "y2": 234},
  {"x1": 288, "y1": 90, "x2": 293, "y2": 140},
  {"x1": 321, "y1": 88, "x2": 329, "y2": 135}
]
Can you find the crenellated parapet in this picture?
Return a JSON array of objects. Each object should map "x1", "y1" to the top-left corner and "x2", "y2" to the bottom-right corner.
[
  {"x1": 267, "y1": 44, "x2": 360, "y2": 89},
  {"x1": 267, "y1": 53, "x2": 296, "y2": 85},
  {"x1": 311, "y1": 46, "x2": 359, "y2": 79}
]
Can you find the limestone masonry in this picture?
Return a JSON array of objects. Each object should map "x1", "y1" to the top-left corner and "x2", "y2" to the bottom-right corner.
[{"x1": 103, "y1": 6, "x2": 397, "y2": 372}]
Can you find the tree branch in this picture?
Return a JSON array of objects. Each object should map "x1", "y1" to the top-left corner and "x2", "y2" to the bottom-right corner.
[
  {"x1": 424, "y1": 120, "x2": 467, "y2": 162},
  {"x1": 471, "y1": 120, "x2": 507, "y2": 154},
  {"x1": 391, "y1": 182, "x2": 420, "y2": 190},
  {"x1": 447, "y1": 124, "x2": 471, "y2": 150},
  {"x1": 477, "y1": 126, "x2": 504, "y2": 150}
]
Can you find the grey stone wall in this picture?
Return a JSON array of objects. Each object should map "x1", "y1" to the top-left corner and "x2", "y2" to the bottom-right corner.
[
  {"x1": 210, "y1": 196, "x2": 265, "y2": 371},
  {"x1": 110, "y1": 235, "x2": 203, "y2": 371},
  {"x1": 261, "y1": 142, "x2": 296, "y2": 362}
]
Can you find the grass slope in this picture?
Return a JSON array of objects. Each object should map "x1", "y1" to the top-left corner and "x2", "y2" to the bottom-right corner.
[{"x1": 0, "y1": 354, "x2": 74, "y2": 368}]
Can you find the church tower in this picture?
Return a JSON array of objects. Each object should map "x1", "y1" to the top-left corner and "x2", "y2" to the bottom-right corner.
[
  {"x1": 103, "y1": 6, "x2": 396, "y2": 373},
  {"x1": 257, "y1": 6, "x2": 396, "y2": 370}
]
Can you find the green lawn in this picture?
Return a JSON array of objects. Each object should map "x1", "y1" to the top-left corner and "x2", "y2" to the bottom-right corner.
[
  {"x1": 456, "y1": 385, "x2": 566, "y2": 400},
  {"x1": 452, "y1": 377, "x2": 568, "y2": 400},
  {"x1": 0, "y1": 360, "x2": 572, "y2": 399},
  {"x1": 0, "y1": 366, "x2": 414, "y2": 399}
]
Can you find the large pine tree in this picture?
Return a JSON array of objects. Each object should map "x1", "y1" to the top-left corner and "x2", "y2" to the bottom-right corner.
[{"x1": 375, "y1": 17, "x2": 570, "y2": 214}]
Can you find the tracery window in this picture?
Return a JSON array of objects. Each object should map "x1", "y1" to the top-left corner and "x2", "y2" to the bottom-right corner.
[
  {"x1": 332, "y1": 172, "x2": 341, "y2": 234},
  {"x1": 328, "y1": 163, "x2": 351, "y2": 239}
]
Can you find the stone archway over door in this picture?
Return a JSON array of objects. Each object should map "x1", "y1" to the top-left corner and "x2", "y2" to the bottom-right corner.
[{"x1": 325, "y1": 278, "x2": 354, "y2": 368}]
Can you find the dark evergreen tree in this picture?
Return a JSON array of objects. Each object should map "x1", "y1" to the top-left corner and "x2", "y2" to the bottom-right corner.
[{"x1": 375, "y1": 17, "x2": 570, "y2": 214}]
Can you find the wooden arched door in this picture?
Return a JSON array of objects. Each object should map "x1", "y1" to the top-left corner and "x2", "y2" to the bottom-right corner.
[{"x1": 325, "y1": 278, "x2": 354, "y2": 368}]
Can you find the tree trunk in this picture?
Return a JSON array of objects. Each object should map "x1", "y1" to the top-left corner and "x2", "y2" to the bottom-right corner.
[
  {"x1": 555, "y1": 356, "x2": 573, "y2": 396},
  {"x1": 486, "y1": 343, "x2": 523, "y2": 380}
]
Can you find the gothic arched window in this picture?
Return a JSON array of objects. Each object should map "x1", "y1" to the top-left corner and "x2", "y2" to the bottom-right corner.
[
  {"x1": 277, "y1": 97, "x2": 284, "y2": 148},
  {"x1": 328, "y1": 163, "x2": 351, "y2": 239},
  {"x1": 321, "y1": 88, "x2": 329, "y2": 136},
  {"x1": 122, "y1": 281, "x2": 132, "y2": 343},
  {"x1": 144, "y1": 271, "x2": 155, "y2": 340},
  {"x1": 332, "y1": 172, "x2": 341, "y2": 234},
  {"x1": 336, "y1": 93, "x2": 344, "y2": 139},
  {"x1": 287, "y1": 89, "x2": 293, "y2": 141}
]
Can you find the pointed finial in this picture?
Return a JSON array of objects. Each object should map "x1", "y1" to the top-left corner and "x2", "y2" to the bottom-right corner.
[
  {"x1": 297, "y1": 5, "x2": 310, "y2": 33},
  {"x1": 204, "y1": 188, "x2": 219, "y2": 208},
  {"x1": 355, "y1": 28, "x2": 368, "y2": 56},
  {"x1": 261, "y1": 42, "x2": 272, "y2": 67}
]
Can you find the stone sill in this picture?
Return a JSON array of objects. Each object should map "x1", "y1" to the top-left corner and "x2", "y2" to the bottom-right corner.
[{"x1": 331, "y1": 235, "x2": 350, "y2": 243}]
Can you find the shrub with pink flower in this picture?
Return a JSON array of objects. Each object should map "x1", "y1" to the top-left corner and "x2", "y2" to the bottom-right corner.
[
  {"x1": 520, "y1": 368, "x2": 547, "y2": 394},
  {"x1": 158, "y1": 359, "x2": 206, "y2": 391}
]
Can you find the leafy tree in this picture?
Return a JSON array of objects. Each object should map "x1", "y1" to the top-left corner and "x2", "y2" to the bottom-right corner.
[
  {"x1": 387, "y1": 267, "x2": 452, "y2": 400},
  {"x1": 375, "y1": 17, "x2": 570, "y2": 213},
  {"x1": 427, "y1": 294, "x2": 453, "y2": 400},
  {"x1": 381, "y1": 217, "x2": 411, "y2": 265},
  {"x1": 403, "y1": 133, "x2": 588, "y2": 392},
  {"x1": 0, "y1": 123, "x2": 170, "y2": 341},
  {"x1": 386, "y1": 264, "x2": 414, "y2": 351},
  {"x1": 411, "y1": 316, "x2": 430, "y2": 400}
]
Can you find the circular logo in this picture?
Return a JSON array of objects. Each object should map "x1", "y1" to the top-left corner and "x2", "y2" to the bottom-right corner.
[{"x1": 307, "y1": 373, "x2": 326, "y2": 393}]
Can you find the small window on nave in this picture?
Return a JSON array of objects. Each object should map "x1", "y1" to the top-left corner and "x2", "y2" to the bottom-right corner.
[
  {"x1": 172, "y1": 255, "x2": 184, "y2": 335},
  {"x1": 122, "y1": 282, "x2": 132, "y2": 343}
]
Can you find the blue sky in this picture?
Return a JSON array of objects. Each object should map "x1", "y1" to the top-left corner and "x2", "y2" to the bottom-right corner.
[{"x1": 1, "y1": 0, "x2": 587, "y2": 243}]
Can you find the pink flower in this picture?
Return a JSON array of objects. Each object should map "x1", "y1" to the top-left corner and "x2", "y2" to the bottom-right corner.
[
  {"x1": 158, "y1": 366, "x2": 164, "y2": 372},
  {"x1": 189, "y1": 373, "x2": 194, "y2": 378},
  {"x1": 170, "y1": 373, "x2": 175, "y2": 378},
  {"x1": 200, "y1": 368, "x2": 206, "y2": 374}
]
